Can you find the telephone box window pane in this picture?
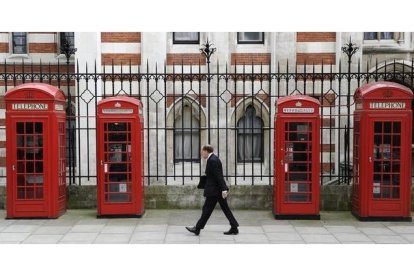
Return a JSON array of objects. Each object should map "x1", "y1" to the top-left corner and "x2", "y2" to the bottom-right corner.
[
  {"x1": 35, "y1": 162, "x2": 43, "y2": 173},
  {"x1": 109, "y1": 122, "x2": 127, "y2": 132},
  {"x1": 392, "y1": 135, "x2": 401, "y2": 147},
  {"x1": 384, "y1": 122, "x2": 392, "y2": 133},
  {"x1": 17, "y1": 122, "x2": 24, "y2": 134},
  {"x1": 35, "y1": 122, "x2": 42, "y2": 133},
  {"x1": 17, "y1": 135, "x2": 24, "y2": 147},
  {"x1": 374, "y1": 122, "x2": 382, "y2": 133},
  {"x1": 17, "y1": 188, "x2": 25, "y2": 199},
  {"x1": 393, "y1": 122, "x2": 401, "y2": 132},
  {"x1": 26, "y1": 122, "x2": 34, "y2": 133},
  {"x1": 17, "y1": 175, "x2": 25, "y2": 186}
]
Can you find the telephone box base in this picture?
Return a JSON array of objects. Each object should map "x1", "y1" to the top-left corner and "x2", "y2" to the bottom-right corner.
[
  {"x1": 6, "y1": 214, "x2": 63, "y2": 220},
  {"x1": 352, "y1": 211, "x2": 412, "y2": 222},
  {"x1": 97, "y1": 212, "x2": 144, "y2": 219},
  {"x1": 274, "y1": 213, "x2": 320, "y2": 220}
]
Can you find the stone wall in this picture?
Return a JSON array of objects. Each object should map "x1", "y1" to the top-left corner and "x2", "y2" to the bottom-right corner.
[{"x1": 0, "y1": 185, "x2": 413, "y2": 211}]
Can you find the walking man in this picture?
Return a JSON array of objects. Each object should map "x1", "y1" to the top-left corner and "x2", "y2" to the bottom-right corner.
[{"x1": 186, "y1": 144, "x2": 239, "y2": 235}]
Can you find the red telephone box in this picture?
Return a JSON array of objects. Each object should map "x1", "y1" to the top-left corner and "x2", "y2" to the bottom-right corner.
[
  {"x1": 352, "y1": 81, "x2": 413, "y2": 221},
  {"x1": 96, "y1": 96, "x2": 144, "y2": 217},
  {"x1": 5, "y1": 83, "x2": 67, "y2": 218},
  {"x1": 274, "y1": 95, "x2": 320, "y2": 219}
]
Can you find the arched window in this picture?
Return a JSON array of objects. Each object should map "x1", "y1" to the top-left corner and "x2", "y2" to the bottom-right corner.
[
  {"x1": 174, "y1": 103, "x2": 200, "y2": 162},
  {"x1": 237, "y1": 105, "x2": 264, "y2": 162}
]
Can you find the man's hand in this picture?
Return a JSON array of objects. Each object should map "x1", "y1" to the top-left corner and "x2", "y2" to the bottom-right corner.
[{"x1": 222, "y1": 190, "x2": 228, "y2": 199}]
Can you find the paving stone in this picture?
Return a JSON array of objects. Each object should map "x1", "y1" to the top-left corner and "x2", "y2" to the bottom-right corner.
[
  {"x1": 70, "y1": 224, "x2": 105, "y2": 233},
  {"x1": 34, "y1": 226, "x2": 72, "y2": 235},
  {"x1": 59, "y1": 233, "x2": 98, "y2": 243},
  {"x1": 101, "y1": 225, "x2": 135, "y2": 234},
  {"x1": 295, "y1": 227, "x2": 331, "y2": 235},
  {"x1": 387, "y1": 226, "x2": 414, "y2": 234},
  {"x1": 333, "y1": 233, "x2": 373, "y2": 243},
  {"x1": 325, "y1": 226, "x2": 361, "y2": 234},
  {"x1": 135, "y1": 224, "x2": 168, "y2": 232},
  {"x1": 301, "y1": 234, "x2": 339, "y2": 243},
  {"x1": 368, "y1": 235, "x2": 410, "y2": 244},
  {"x1": 358, "y1": 227, "x2": 396, "y2": 236},
  {"x1": 164, "y1": 233, "x2": 200, "y2": 244},
  {"x1": 266, "y1": 232, "x2": 303, "y2": 242},
  {"x1": 400, "y1": 234, "x2": 414, "y2": 243},
  {"x1": 234, "y1": 233, "x2": 269, "y2": 244},
  {"x1": 262, "y1": 225, "x2": 296, "y2": 233},
  {"x1": 23, "y1": 235, "x2": 64, "y2": 244},
  {"x1": 2, "y1": 225, "x2": 41, "y2": 233},
  {"x1": 130, "y1": 232, "x2": 166, "y2": 242},
  {"x1": 0, "y1": 232, "x2": 31, "y2": 243},
  {"x1": 94, "y1": 234, "x2": 132, "y2": 244}
]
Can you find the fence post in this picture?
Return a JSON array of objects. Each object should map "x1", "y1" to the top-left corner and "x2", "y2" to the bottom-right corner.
[
  {"x1": 60, "y1": 38, "x2": 77, "y2": 185},
  {"x1": 200, "y1": 39, "x2": 216, "y2": 144},
  {"x1": 341, "y1": 37, "x2": 359, "y2": 184}
]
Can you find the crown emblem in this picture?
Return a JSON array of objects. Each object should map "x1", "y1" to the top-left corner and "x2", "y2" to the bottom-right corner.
[
  {"x1": 115, "y1": 102, "x2": 121, "y2": 108},
  {"x1": 295, "y1": 101, "x2": 302, "y2": 107},
  {"x1": 383, "y1": 90, "x2": 393, "y2": 98}
]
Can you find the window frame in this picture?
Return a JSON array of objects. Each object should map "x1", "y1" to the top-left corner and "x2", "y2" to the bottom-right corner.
[
  {"x1": 237, "y1": 32, "x2": 265, "y2": 44},
  {"x1": 173, "y1": 104, "x2": 201, "y2": 163},
  {"x1": 363, "y1": 32, "x2": 396, "y2": 41},
  {"x1": 11, "y1": 32, "x2": 28, "y2": 54},
  {"x1": 236, "y1": 105, "x2": 264, "y2": 163},
  {"x1": 59, "y1": 32, "x2": 75, "y2": 50},
  {"x1": 172, "y1": 32, "x2": 200, "y2": 45}
]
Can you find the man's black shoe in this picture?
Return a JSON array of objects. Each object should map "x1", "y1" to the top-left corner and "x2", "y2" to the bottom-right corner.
[
  {"x1": 185, "y1": 226, "x2": 200, "y2": 236},
  {"x1": 224, "y1": 227, "x2": 239, "y2": 235}
]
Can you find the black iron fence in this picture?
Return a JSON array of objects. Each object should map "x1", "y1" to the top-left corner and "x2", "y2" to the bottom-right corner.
[{"x1": 1, "y1": 56, "x2": 414, "y2": 186}]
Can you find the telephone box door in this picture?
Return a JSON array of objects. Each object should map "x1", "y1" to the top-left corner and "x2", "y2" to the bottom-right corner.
[
  {"x1": 276, "y1": 120, "x2": 319, "y2": 217},
  {"x1": 98, "y1": 120, "x2": 137, "y2": 215},
  {"x1": 274, "y1": 95, "x2": 320, "y2": 219},
  {"x1": 9, "y1": 118, "x2": 49, "y2": 216},
  {"x1": 367, "y1": 116, "x2": 411, "y2": 216}
]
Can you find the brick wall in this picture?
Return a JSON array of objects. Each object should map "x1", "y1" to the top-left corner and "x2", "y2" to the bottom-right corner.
[
  {"x1": 101, "y1": 32, "x2": 142, "y2": 66},
  {"x1": 166, "y1": 53, "x2": 206, "y2": 65},
  {"x1": 296, "y1": 32, "x2": 337, "y2": 65},
  {"x1": 231, "y1": 53, "x2": 271, "y2": 65}
]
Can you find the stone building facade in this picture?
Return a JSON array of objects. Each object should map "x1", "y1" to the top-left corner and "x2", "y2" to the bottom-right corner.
[{"x1": 0, "y1": 32, "x2": 413, "y2": 187}]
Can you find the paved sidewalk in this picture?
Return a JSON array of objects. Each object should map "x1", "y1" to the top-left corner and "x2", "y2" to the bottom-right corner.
[{"x1": 1, "y1": 209, "x2": 414, "y2": 244}]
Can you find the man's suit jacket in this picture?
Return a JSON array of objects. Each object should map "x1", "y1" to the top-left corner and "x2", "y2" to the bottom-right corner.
[{"x1": 203, "y1": 154, "x2": 229, "y2": 197}]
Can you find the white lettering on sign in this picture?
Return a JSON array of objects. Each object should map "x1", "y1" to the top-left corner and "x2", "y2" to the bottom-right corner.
[
  {"x1": 355, "y1": 103, "x2": 363, "y2": 110},
  {"x1": 55, "y1": 104, "x2": 64, "y2": 111},
  {"x1": 282, "y1": 108, "x2": 314, "y2": 113},
  {"x1": 12, "y1": 103, "x2": 48, "y2": 110},
  {"x1": 102, "y1": 108, "x2": 133, "y2": 114},
  {"x1": 369, "y1": 102, "x2": 406, "y2": 109}
]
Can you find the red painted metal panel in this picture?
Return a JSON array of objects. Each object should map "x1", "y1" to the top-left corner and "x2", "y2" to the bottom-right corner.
[
  {"x1": 5, "y1": 83, "x2": 66, "y2": 218},
  {"x1": 352, "y1": 82, "x2": 412, "y2": 221},
  {"x1": 274, "y1": 95, "x2": 320, "y2": 219},
  {"x1": 96, "y1": 96, "x2": 144, "y2": 217}
]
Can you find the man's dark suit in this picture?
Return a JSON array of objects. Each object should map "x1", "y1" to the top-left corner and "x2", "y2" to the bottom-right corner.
[{"x1": 196, "y1": 154, "x2": 239, "y2": 230}]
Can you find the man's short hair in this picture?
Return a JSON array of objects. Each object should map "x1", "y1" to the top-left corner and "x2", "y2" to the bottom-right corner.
[{"x1": 202, "y1": 144, "x2": 214, "y2": 153}]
